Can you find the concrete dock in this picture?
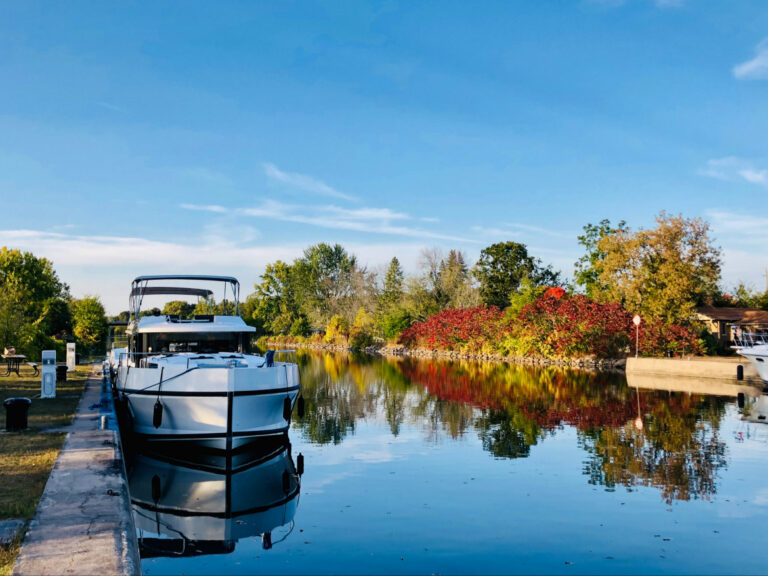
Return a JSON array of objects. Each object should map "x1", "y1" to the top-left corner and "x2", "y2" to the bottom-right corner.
[
  {"x1": 626, "y1": 356, "x2": 762, "y2": 382},
  {"x1": 13, "y1": 368, "x2": 140, "y2": 576},
  {"x1": 626, "y1": 355, "x2": 765, "y2": 399}
]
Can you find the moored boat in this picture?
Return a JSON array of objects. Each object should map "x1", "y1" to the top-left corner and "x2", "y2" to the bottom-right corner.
[
  {"x1": 733, "y1": 325, "x2": 768, "y2": 386},
  {"x1": 114, "y1": 275, "x2": 302, "y2": 449}
]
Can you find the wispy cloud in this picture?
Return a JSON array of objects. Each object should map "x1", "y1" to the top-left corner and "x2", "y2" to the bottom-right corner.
[
  {"x1": 740, "y1": 169, "x2": 768, "y2": 186},
  {"x1": 700, "y1": 157, "x2": 768, "y2": 188},
  {"x1": 0, "y1": 229, "x2": 293, "y2": 268},
  {"x1": 242, "y1": 200, "x2": 474, "y2": 243},
  {"x1": 586, "y1": 0, "x2": 684, "y2": 8},
  {"x1": 96, "y1": 101, "x2": 125, "y2": 113},
  {"x1": 180, "y1": 198, "x2": 471, "y2": 242},
  {"x1": 502, "y1": 222, "x2": 571, "y2": 238},
  {"x1": 263, "y1": 162, "x2": 356, "y2": 201},
  {"x1": 733, "y1": 39, "x2": 768, "y2": 80},
  {"x1": 180, "y1": 203, "x2": 229, "y2": 213},
  {"x1": 177, "y1": 167, "x2": 234, "y2": 187},
  {"x1": 0, "y1": 229, "x2": 446, "y2": 313},
  {"x1": 706, "y1": 209, "x2": 768, "y2": 243},
  {"x1": 471, "y1": 225, "x2": 523, "y2": 238},
  {"x1": 472, "y1": 222, "x2": 570, "y2": 239}
]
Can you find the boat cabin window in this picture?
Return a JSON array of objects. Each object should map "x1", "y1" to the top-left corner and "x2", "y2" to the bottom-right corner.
[{"x1": 143, "y1": 332, "x2": 250, "y2": 354}]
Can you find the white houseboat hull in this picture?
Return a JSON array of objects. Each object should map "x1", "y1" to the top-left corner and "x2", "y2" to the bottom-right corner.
[{"x1": 117, "y1": 359, "x2": 300, "y2": 450}]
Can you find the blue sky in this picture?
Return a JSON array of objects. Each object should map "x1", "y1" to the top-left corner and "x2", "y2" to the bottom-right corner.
[{"x1": 1, "y1": 1, "x2": 767, "y2": 313}]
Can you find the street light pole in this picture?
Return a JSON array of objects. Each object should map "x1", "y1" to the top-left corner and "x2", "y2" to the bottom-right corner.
[{"x1": 633, "y1": 315, "x2": 641, "y2": 358}]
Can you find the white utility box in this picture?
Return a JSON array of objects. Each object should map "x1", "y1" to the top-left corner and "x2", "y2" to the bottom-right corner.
[
  {"x1": 41, "y1": 350, "x2": 56, "y2": 399},
  {"x1": 66, "y1": 342, "x2": 76, "y2": 371}
]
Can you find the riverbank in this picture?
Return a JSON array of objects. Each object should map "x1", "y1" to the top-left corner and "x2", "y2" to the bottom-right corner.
[{"x1": 264, "y1": 340, "x2": 627, "y2": 370}]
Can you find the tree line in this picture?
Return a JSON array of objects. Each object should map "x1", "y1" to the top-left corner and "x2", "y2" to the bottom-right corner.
[
  {"x1": 248, "y1": 213, "x2": 762, "y2": 334},
  {"x1": 2, "y1": 212, "x2": 766, "y2": 360}
]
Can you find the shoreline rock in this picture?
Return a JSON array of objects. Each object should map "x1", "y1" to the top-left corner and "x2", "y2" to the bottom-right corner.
[{"x1": 262, "y1": 340, "x2": 627, "y2": 372}]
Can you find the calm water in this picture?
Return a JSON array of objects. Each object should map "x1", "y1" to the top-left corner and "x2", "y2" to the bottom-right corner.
[{"x1": 130, "y1": 352, "x2": 768, "y2": 575}]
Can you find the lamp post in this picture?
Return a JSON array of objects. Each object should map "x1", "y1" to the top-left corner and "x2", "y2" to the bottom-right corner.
[{"x1": 633, "y1": 315, "x2": 641, "y2": 358}]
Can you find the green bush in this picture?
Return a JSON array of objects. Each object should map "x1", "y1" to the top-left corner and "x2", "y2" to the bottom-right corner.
[
  {"x1": 377, "y1": 309, "x2": 413, "y2": 340},
  {"x1": 289, "y1": 316, "x2": 311, "y2": 337}
]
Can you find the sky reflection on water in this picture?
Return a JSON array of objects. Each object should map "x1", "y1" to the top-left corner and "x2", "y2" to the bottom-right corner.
[{"x1": 137, "y1": 352, "x2": 768, "y2": 575}]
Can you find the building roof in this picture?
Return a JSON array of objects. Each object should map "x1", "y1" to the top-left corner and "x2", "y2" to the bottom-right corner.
[{"x1": 696, "y1": 306, "x2": 768, "y2": 324}]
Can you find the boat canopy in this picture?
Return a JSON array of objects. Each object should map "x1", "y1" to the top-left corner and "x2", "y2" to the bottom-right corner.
[
  {"x1": 132, "y1": 314, "x2": 256, "y2": 334},
  {"x1": 130, "y1": 275, "x2": 241, "y2": 320},
  {"x1": 129, "y1": 286, "x2": 214, "y2": 298}
]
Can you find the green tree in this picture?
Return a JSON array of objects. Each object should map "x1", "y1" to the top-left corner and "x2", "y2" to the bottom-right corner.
[
  {"x1": 377, "y1": 309, "x2": 413, "y2": 340},
  {"x1": 70, "y1": 296, "x2": 108, "y2": 353},
  {"x1": 473, "y1": 242, "x2": 560, "y2": 308},
  {"x1": 438, "y1": 249, "x2": 478, "y2": 309},
  {"x1": 289, "y1": 316, "x2": 311, "y2": 337},
  {"x1": 293, "y1": 243, "x2": 358, "y2": 329},
  {"x1": 595, "y1": 212, "x2": 721, "y2": 325},
  {"x1": 381, "y1": 257, "x2": 404, "y2": 310},
  {"x1": 162, "y1": 300, "x2": 196, "y2": 318},
  {"x1": 0, "y1": 247, "x2": 70, "y2": 357},
  {"x1": 250, "y1": 260, "x2": 301, "y2": 335},
  {"x1": 728, "y1": 284, "x2": 768, "y2": 310},
  {"x1": 574, "y1": 219, "x2": 628, "y2": 298}
]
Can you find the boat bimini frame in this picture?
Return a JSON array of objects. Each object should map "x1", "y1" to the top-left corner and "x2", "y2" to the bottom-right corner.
[{"x1": 130, "y1": 275, "x2": 241, "y2": 321}]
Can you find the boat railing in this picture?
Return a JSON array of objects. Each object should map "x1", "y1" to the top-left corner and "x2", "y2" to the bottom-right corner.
[
  {"x1": 731, "y1": 324, "x2": 768, "y2": 348},
  {"x1": 118, "y1": 352, "x2": 171, "y2": 369},
  {"x1": 116, "y1": 351, "x2": 270, "y2": 370}
]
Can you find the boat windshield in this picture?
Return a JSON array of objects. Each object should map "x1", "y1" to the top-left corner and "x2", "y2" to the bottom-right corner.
[{"x1": 146, "y1": 332, "x2": 250, "y2": 355}]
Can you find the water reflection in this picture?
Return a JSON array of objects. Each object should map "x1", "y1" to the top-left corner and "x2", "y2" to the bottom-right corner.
[
  {"x1": 128, "y1": 437, "x2": 302, "y2": 558},
  {"x1": 295, "y1": 351, "x2": 744, "y2": 502},
  {"x1": 580, "y1": 391, "x2": 728, "y2": 504}
]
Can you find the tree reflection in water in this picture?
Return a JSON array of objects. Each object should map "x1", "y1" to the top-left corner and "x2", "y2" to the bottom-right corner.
[
  {"x1": 581, "y1": 392, "x2": 727, "y2": 504},
  {"x1": 293, "y1": 351, "x2": 729, "y2": 501}
]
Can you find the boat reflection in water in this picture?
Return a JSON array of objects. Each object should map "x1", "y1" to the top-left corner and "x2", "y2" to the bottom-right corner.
[{"x1": 128, "y1": 436, "x2": 303, "y2": 558}]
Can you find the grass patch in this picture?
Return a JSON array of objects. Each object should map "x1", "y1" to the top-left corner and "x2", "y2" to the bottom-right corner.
[
  {"x1": 0, "y1": 433, "x2": 66, "y2": 518},
  {"x1": 0, "y1": 365, "x2": 91, "y2": 573},
  {"x1": 0, "y1": 532, "x2": 23, "y2": 576},
  {"x1": 0, "y1": 366, "x2": 88, "y2": 431}
]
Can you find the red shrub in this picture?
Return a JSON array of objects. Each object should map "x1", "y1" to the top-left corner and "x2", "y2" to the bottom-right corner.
[
  {"x1": 636, "y1": 320, "x2": 703, "y2": 357},
  {"x1": 510, "y1": 292, "x2": 633, "y2": 358},
  {"x1": 398, "y1": 306, "x2": 506, "y2": 352}
]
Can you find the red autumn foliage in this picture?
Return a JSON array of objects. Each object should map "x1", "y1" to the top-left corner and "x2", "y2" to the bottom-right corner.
[
  {"x1": 397, "y1": 306, "x2": 506, "y2": 352},
  {"x1": 510, "y1": 291, "x2": 633, "y2": 358},
  {"x1": 397, "y1": 291, "x2": 703, "y2": 358},
  {"x1": 636, "y1": 320, "x2": 704, "y2": 357},
  {"x1": 544, "y1": 286, "x2": 566, "y2": 299}
]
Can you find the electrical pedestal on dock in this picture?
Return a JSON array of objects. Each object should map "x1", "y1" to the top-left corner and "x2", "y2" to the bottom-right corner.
[{"x1": 41, "y1": 350, "x2": 56, "y2": 399}]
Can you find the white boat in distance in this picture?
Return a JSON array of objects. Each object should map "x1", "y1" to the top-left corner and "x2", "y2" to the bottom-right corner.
[
  {"x1": 733, "y1": 325, "x2": 768, "y2": 386},
  {"x1": 114, "y1": 275, "x2": 301, "y2": 449}
]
